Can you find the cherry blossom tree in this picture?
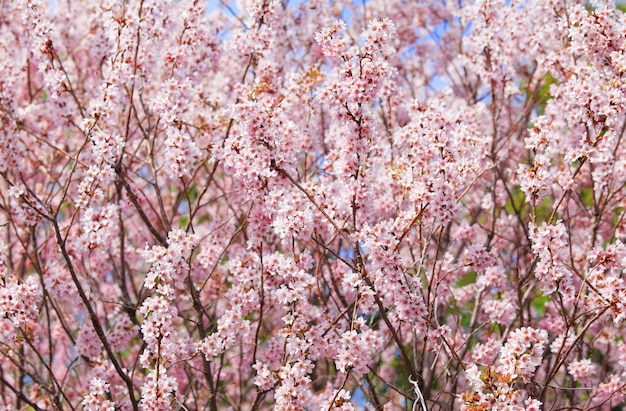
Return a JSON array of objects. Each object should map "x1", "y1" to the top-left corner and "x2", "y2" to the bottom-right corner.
[{"x1": 1, "y1": 0, "x2": 626, "y2": 410}]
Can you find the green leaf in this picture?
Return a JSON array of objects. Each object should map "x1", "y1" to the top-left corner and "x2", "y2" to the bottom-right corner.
[
  {"x1": 535, "y1": 196, "x2": 553, "y2": 225},
  {"x1": 186, "y1": 186, "x2": 198, "y2": 203},
  {"x1": 535, "y1": 73, "x2": 558, "y2": 116},
  {"x1": 456, "y1": 271, "x2": 477, "y2": 287},
  {"x1": 580, "y1": 187, "x2": 594, "y2": 208},
  {"x1": 489, "y1": 322, "x2": 502, "y2": 335},
  {"x1": 179, "y1": 216, "x2": 189, "y2": 228},
  {"x1": 460, "y1": 309, "x2": 472, "y2": 330},
  {"x1": 591, "y1": 348, "x2": 605, "y2": 363},
  {"x1": 612, "y1": 208, "x2": 624, "y2": 229},
  {"x1": 531, "y1": 294, "x2": 550, "y2": 317},
  {"x1": 504, "y1": 185, "x2": 526, "y2": 215}
]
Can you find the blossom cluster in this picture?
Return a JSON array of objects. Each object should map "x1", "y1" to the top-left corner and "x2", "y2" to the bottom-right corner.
[
  {"x1": 1, "y1": 0, "x2": 626, "y2": 410},
  {"x1": 462, "y1": 328, "x2": 547, "y2": 411},
  {"x1": 0, "y1": 270, "x2": 40, "y2": 327}
]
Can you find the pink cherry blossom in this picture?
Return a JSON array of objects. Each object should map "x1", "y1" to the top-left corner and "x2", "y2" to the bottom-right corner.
[{"x1": 1, "y1": 0, "x2": 626, "y2": 409}]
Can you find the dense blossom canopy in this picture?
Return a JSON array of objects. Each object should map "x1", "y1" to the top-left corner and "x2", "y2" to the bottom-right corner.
[{"x1": 1, "y1": 0, "x2": 626, "y2": 410}]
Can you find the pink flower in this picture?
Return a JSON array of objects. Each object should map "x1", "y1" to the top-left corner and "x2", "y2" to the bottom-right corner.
[
  {"x1": 568, "y1": 359, "x2": 598, "y2": 385},
  {"x1": 139, "y1": 366, "x2": 179, "y2": 411},
  {"x1": 83, "y1": 378, "x2": 115, "y2": 411},
  {"x1": 77, "y1": 324, "x2": 101, "y2": 360},
  {"x1": 498, "y1": 327, "x2": 548, "y2": 383},
  {"x1": 315, "y1": 20, "x2": 349, "y2": 58},
  {"x1": 0, "y1": 274, "x2": 40, "y2": 327}
]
